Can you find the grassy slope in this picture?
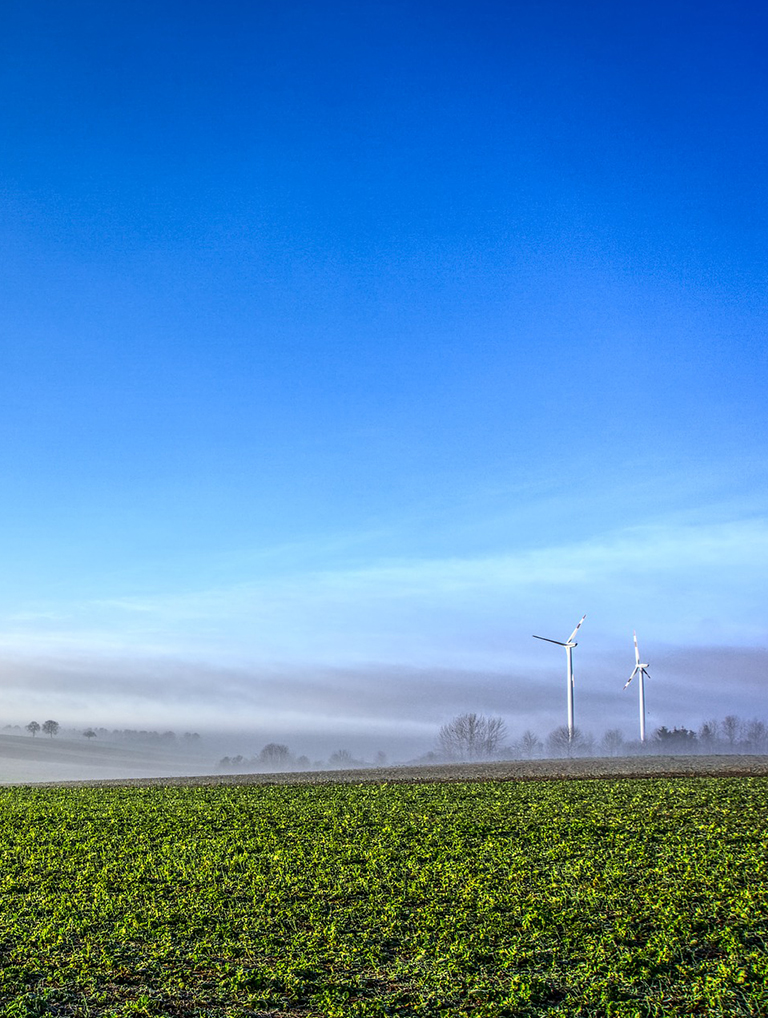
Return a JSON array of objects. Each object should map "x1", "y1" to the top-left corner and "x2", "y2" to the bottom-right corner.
[{"x1": 0, "y1": 733, "x2": 212, "y2": 784}]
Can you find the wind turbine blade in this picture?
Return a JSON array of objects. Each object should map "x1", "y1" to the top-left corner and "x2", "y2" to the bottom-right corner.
[
  {"x1": 567, "y1": 614, "x2": 587, "y2": 644},
  {"x1": 532, "y1": 635, "x2": 567, "y2": 646},
  {"x1": 623, "y1": 665, "x2": 639, "y2": 689},
  {"x1": 634, "y1": 631, "x2": 640, "y2": 665}
]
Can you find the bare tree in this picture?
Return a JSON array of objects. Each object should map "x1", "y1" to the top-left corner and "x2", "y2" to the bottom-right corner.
[
  {"x1": 602, "y1": 729, "x2": 624, "y2": 756},
  {"x1": 258, "y1": 743, "x2": 291, "y2": 768},
  {"x1": 42, "y1": 720, "x2": 59, "y2": 738},
  {"x1": 26, "y1": 721, "x2": 40, "y2": 738},
  {"x1": 721, "y1": 715, "x2": 742, "y2": 747},
  {"x1": 745, "y1": 719, "x2": 768, "y2": 752},
  {"x1": 517, "y1": 730, "x2": 541, "y2": 758},
  {"x1": 438, "y1": 713, "x2": 508, "y2": 761},
  {"x1": 546, "y1": 725, "x2": 587, "y2": 756},
  {"x1": 329, "y1": 749, "x2": 354, "y2": 767}
]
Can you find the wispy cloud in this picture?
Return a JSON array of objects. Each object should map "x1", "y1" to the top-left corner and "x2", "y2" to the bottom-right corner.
[{"x1": 2, "y1": 515, "x2": 767, "y2": 667}]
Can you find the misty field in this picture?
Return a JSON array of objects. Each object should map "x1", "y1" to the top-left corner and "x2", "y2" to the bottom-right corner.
[{"x1": 0, "y1": 778, "x2": 766, "y2": 1017}]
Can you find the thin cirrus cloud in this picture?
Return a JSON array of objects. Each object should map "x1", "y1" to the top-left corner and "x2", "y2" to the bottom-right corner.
[{"x1": 3, "y1": 513, "x2": 767, "y2": 664}]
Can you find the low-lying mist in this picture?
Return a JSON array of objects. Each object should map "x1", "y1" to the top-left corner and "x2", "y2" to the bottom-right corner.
[
  {"x1": 2, "y1": 638, "x2": 767, "y2": 783},
  {"x1": 2, "y1": 709, "x2": 766, "y2": 785}
]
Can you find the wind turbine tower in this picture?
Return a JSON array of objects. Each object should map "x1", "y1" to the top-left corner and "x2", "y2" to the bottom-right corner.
[
  {"x1": 624, "y1": 631, "x2": 650, "y2": 742},
  {"x1": 532, "y1": 615, "x2": 587, "y2": 742}
]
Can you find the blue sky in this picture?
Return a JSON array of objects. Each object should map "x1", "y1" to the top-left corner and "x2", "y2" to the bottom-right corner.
[{"x1": 1, "y1": 0, "x2": 766, "y2": 751}]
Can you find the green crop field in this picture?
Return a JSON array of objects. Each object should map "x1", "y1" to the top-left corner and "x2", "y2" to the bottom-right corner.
[{"x1": 0, "y1": 777, "x2": 766, "y2": 1017}]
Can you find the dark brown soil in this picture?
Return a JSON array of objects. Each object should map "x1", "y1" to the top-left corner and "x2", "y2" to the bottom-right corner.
[{"x1": 27, "y1": 753, "x2": 768, "y2": 788}]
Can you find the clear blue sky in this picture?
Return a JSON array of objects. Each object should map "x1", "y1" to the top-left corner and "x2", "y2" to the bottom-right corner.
[{"x1": 1, "y1": 0, "x2": 766, "y2": 748}]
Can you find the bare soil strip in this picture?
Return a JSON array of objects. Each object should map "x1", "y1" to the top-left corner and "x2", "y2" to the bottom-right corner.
[{"x1": 22, "y1": 753, "x2": 768, "y2": 788}]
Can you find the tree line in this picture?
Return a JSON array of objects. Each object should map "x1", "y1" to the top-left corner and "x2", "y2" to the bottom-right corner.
[
  {"x1": 218, "y1": 743, "x2": 388, "y2": 772},
  {"x1": 436, "y1": 712, "x2": 768, "y2": 761},
  {"x1": 19, "y1": 725, "x2": 202, "y2": 743}
]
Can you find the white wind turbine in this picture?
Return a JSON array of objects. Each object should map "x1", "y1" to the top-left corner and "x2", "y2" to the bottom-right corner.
[
  {"x1": 532, "y1": 614, "x2": 586, "y2": 742},
  {"x1": 624, "y1": 631, "x2": 650, "y2": 742}
]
